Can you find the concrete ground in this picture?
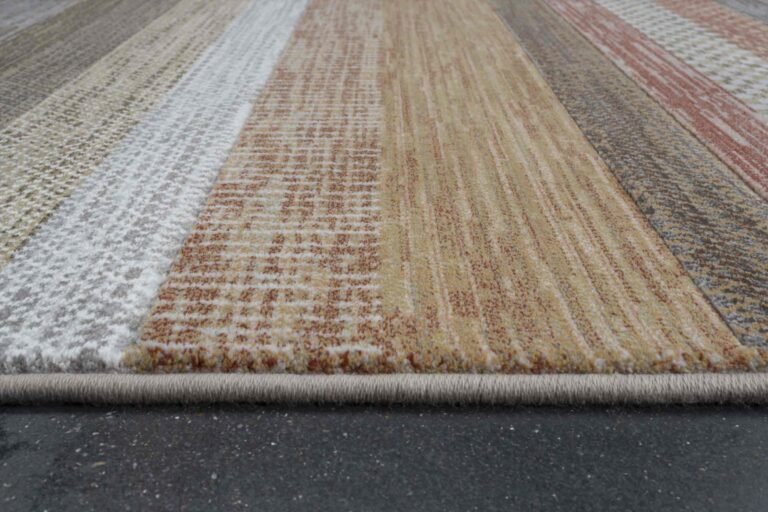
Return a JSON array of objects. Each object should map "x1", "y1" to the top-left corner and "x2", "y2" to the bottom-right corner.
[{"x1": 1, "y1": 404, "x2": 767, "y2": 511}]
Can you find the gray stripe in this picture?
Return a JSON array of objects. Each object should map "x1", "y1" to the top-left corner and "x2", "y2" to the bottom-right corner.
[
  {"x1": 715, "y1": 0, "x2": 768, "y2": 23},
  {"x1": 492, "y1": 0, "x2": 768, "y2": 345},
  {"x1": 0, "y1": 0, "x2": 180, "y2": 127},
  {"x1": 0, "y1": 0, "x2": 80, "y2": 43},
  {"x1": 0, "y1": 0, "x2": 308, "y2": 372}
]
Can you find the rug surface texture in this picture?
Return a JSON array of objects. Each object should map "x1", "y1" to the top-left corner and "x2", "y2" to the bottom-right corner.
[{"x1": 0, "y1": 0, "x2": 767, "y2": 402}]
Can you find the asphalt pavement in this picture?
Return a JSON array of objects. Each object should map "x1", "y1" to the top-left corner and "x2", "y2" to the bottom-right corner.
[{"x1": 1, "y1": 404, "x2": 767, "y2": 511}]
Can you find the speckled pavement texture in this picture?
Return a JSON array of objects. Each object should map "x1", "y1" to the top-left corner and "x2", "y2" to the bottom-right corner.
[{"x1": 1, "y1": 406, "x2": 767, "y2": 511}]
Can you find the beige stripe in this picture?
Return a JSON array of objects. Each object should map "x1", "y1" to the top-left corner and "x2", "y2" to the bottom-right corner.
[
  {"x1": 135, "y1": 0, "x2": 764, "y2": 374},
  {"x1": 377, "y1": 0, "x2": 760, "y2": 373},
  {"x1": 0, "y1": 0, "x2": 249, "y2": 266}
]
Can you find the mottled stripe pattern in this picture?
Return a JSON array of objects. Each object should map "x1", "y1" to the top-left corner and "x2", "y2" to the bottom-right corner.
[
  {"x1": 0, "y1": 0, "x2": 251, "y2": 266},
  {"x1": 136, "y1": 0, "x2": 762, "y2": 374},
  {"x1": 0, "y1": 0, "x2": 80, "y2": 43},
  {"x1": 595, "y1": 0, "x2": 768, "y2": 121},
  {"x1": 0, "y1": 0, "x2": 180, "y2": 128},
  {"x1": 0, "y1": 0, "x2": 767, "y2": 376},
  {"x1": 659, "y1": 0, "x2": 768, "y2": 59},
  {"x1": 0, "y1": 0, "x2": 307, "y2": 371},
  {"x1": 137, "y1": 0, "x2": 384, "y2": 371},
  {"x1": 545, "y1": 0, "x2": 768, "y2": 200},
  {"x1": 492, "y1": 0, "x2": 768, "y2": 346}
]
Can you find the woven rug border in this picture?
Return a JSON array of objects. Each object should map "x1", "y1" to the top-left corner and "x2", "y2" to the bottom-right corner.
[{"x1": 1, "y1": 374, "x2": 768, "y2": 404}]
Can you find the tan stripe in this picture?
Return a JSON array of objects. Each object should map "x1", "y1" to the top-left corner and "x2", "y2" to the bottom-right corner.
[
  {"x1": 0, "y1": 0, "x2": 250, "y2": 266},
  {"x1": 0, "y1": 0, "x2": 180, "y2": 127},
  {"x1": 135, "y1": 0, "x2": 764, "y2": 374},
  {"x1": 377, "y1": 0, "x2": 758, "y2": 372}
]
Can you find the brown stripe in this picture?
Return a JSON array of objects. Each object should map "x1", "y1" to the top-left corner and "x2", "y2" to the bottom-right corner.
[
  {"x1": 0, "y1": 0, "x2": 180, "y2": 127},
  {"x1": 491, "y1": 0, "x2": 768, "y2": 346}
]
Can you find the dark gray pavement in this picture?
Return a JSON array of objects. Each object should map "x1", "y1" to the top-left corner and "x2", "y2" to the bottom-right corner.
[{"x1": 1, "y1": 404, "x2": 767, "y2": 511}]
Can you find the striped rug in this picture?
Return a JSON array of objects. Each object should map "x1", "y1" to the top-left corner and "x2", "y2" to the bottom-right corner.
[{"x1": 1, "y1": 0, "x2": 767, "y2": 403}]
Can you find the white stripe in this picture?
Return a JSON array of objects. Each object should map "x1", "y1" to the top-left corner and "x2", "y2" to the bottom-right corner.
[
  {"x1": 0, "y1": 0, "x2": 308, "y2": 372},
  {"x1": 596, "y1": 0, "x2": 768, "y2": 121}
]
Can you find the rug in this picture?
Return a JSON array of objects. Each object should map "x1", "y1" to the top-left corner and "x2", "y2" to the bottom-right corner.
[{"x1": 1, "y1": 0, "x2": 767, "y2": 403}]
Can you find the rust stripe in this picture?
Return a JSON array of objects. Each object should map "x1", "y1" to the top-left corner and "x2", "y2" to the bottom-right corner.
[
  {"x1": 492, "y1": 0, "x2": 768, "y2": 346},
  {"x1": 658, "y1": 0, "x2": 768, "y2": 60},
  {"x1": 546, "y1": 0, "x2": 768, "y2": 200},
  {"x1": 136, "y1": 0, "x2": 388, "y2": 372},
  {"x1": 135, "y1": 0, "x2": 765, "y2": 373}
]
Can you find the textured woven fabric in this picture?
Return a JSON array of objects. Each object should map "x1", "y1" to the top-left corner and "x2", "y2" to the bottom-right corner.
[{"x1": 0, "y1": 0, "x2": 767, "y2": 391}]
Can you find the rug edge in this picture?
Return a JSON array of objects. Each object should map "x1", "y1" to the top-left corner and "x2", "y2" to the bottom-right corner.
[{"x1": 2, "y1": 374, "x2": 768, "y2": 405}]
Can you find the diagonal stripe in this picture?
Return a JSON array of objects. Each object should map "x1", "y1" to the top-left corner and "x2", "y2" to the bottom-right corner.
[
  {"x1": 376, "y1": 0, "x2": 756, "y2": 373},
  {"x1": 0, "y1": 0, "x2": 251, "y2": 266},
  {"x1": 715, "y1": 0, "x2": 768, "y2": 23},
  {"x1": 658, "y1": 0, "x2": 768, "y2": 60},
  {"x1": 0, "y1": 0, "x2": 307, "y2": 372},
  {"x1": 0, "y1": 0, "x2": 81, "y2": 43},
  {"x1": 595, "y1": 0, "x2": 768, "y2": 121},
  {"x1": 545, "y1": 0, "x2": 768, "y2": 200},
  {"x1": 0, "y1": 0, "x2": 180, "y2": 127},
  {"x1": 493, "y1": 0, "x2": 768, "y2": 346}
]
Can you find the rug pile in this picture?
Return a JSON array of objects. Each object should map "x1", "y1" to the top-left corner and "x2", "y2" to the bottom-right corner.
[{"x1": 0, "y1": 0, "x2": 766, "y2": 403}]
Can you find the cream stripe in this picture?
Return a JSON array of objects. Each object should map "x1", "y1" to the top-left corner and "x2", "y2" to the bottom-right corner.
[
  {"x1": 0, "y1": 0, "x2": 308, "y2": 372},
  {"x1": 0, "y1": 0, "x2": 250, "y2": 265},
  {"x1": 596, "y1": 0, "x2": 768, "y2": 121}
]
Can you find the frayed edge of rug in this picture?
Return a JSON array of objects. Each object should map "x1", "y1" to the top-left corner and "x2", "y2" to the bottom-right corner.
[{"x1": 2, "y1": 374, "x2": 768, "y2": 405}]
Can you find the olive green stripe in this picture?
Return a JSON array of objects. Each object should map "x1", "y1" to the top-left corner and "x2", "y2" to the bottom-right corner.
[{"x1": 492, "y1": 0, "x2": 768, "y2": 346}]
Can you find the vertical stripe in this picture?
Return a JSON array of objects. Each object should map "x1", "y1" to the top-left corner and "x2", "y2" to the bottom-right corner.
[
  {"x1": 595, "y1": 0, "x2": 768, "y2": 121},
  {"x1": 0, "y1": 0, "x2": 180, "y2": 127},
  {"x1": 545, "y1": 0, "x2": 768, "y2": 200},
  {"x1": 137, "y1": 0, "x2": 386, "y2": 373},
  {"x1": 492, "y1": 0, "x2": 768, "y2": 346},
  {"x1": 377, "y1": 0, "x2": 753, "y2": 373},
  {"x1": 137, "y1": 0, "x2": 763, "y2": 374},
  {"x1": 658, "y1": 0, "x2": 768, "y2": 60},
  {"x1": 0, "y1": 0, "x2": 307, "y2": 372},
  {"x1": 0, "y1": 0, "x2": 250, "y2": 266}
]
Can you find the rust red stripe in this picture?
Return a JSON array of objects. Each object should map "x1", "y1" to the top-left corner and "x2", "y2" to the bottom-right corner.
[
  {"x1": 658, "y1": 0, "x2": 768, "y2": 60},
  {"x1": 545, "y1": 0, "x2": 768, "y2": 200}
]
